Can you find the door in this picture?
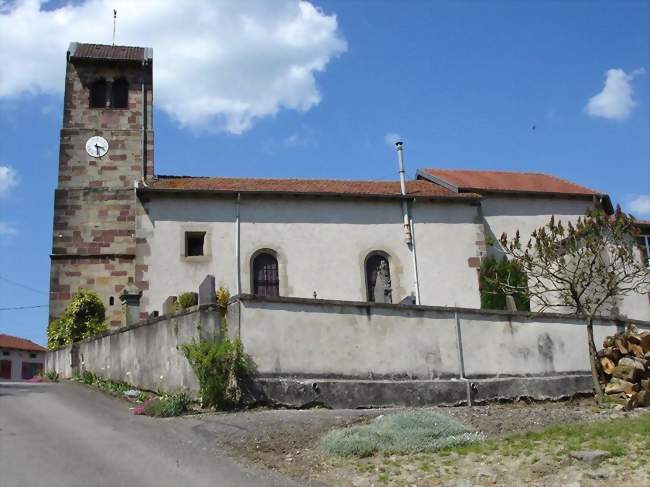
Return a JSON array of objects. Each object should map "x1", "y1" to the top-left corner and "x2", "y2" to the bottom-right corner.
[{"x1": 0, "y1": 359, "x2": 11, "y2": 379}]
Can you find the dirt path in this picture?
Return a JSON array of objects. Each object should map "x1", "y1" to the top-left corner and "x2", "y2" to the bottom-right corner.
[{"x1": 194, "y1": 397, "x2": 648, "y2": 486}]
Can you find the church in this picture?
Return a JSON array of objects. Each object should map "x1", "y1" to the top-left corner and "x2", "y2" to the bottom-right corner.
[{"x1": 48, "y1": 42, "x2": 650, "y2": 328}]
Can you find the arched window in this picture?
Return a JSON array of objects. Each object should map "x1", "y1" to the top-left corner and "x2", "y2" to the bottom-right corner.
[
  {"x1": 252, "y1": 252, "x2": 279, "y2": 296},
  {"x1": 111, "y1": 77, "x2": 129, "y2": 108},
  {"x1": 89, "y1": 78, "x2": 107, "y2": 108},
  {"x1": 366, "y1": 253, "x2": 392, "y2": 303}
]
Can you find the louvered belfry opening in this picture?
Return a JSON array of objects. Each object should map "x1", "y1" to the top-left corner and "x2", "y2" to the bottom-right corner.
[
  {"x1": 89, "y1": 78, "x2": 107, "y2": 107},
  {"x1": 253, "y1": 253, "x2": 279, "y2": 296}
]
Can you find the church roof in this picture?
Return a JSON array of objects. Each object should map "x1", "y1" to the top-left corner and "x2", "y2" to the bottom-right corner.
[
  {"x1": 0, "y1": 334, "x2": 47, "y2": 353},
  {"x1": 417, "y1": 168, "x2": 602, "y2": 196},
  {"x1": 68, "y1": 43, "x2": 153, "y2": 62},
  {"x1": 143, "y1": 175, "x2": 481, "y2": 200}
]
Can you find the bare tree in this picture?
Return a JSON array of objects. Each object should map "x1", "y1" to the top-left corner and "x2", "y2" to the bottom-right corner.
[{"x1": 497, "y1": 207, "x2": 649, "y2": 400}]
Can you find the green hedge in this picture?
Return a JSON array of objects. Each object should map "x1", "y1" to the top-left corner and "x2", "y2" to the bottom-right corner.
[{"x1": 479, "y1": 257, "x2": 530, "y2": 311}]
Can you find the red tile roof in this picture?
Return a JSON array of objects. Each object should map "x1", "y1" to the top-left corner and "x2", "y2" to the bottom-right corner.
[
  {"x1": 68, "y1": 43, "x2": 152, "y2": 62},
  {"x1": 0, "y1": 334, "x2": 47, "y2": 353},
  {"x1": 144, "y1": 176, "x2": 481, "y2": 200},
  {"x1": 418, "y1": 169, "x2": 603, "y2": 196}
]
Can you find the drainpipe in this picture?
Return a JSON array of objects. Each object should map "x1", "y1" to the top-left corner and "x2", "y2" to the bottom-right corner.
[
  {"x1": 395, "y1": 142, "x2": 421, "y2": 305},
  {"x1": 235, "y1": 192, "x2": 241, "y2": 295}
]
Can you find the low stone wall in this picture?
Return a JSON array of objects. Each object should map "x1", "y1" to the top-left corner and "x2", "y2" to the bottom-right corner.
[
  {"x1": 227, "y1": 294, "x2": 650, "y2": 407},
  {"x1": 46, "y1": 305, "x2": 221, "y2": 393}
]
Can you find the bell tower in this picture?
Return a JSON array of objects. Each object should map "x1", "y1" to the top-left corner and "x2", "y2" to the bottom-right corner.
[{"x1": 49, "y1": 43, "x2": 153, "y2": 328}]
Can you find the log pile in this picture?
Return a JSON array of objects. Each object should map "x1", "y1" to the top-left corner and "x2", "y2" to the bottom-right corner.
[{"x1": 598, "y1": 324, "x2": 650, "y2": 410}]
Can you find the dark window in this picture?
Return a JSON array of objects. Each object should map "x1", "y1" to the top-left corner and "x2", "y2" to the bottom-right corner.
[
  {"x1": 111, "y1": 78, "x2": 129, "y2": 108},
  {"x1": 185, "y1": 232, "x2": 206, "y2": 257},
  {"x1": 109, "y1": 296, "x2": 115, "y2": 306},
  {"x1": 29, "y1": 353, "x2": 37, "y2": 359},
  {"x1": 89, "y1": 78, "x2": 107, "y2": 108},
  {"x1": 366, "y1": 253, "x2": 392, "y2": 303},
  {"x1": 1, "y1": 350, "x2": 9, "y2": 356},
  {"x1": 252, "y1": 253, "x2": 279, "y2": 296}
]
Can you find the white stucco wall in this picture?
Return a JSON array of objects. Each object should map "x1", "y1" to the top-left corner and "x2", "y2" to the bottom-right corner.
[
  {"x1": 233, "y1": 297, "x2": 648, "y2": 380},
  {"x1": 139, "y1": 194, "x2": 482, "y2": 312},
  {"x1": 480, "y1": 195, "x2": 593, "y2": 254}
]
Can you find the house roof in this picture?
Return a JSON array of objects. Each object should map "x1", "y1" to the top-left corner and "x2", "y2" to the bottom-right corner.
[
  {"x1": 0, "y1": 334, "x2": 47, "y2": 353},
  {"x1": 68, "y1": 43, "x2": 153, "y2": 63},
  {"x1": 417, "y1": 168, "x2": 603, "y2": 196},
  {"x1": 142, "y1": 175, "x2": 482, "y2": 201}
]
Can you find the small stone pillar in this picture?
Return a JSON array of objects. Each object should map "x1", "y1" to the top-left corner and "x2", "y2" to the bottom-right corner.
[
  {"x1": 120, "y1": 278, "x2": 142, "y2": 327},
  {"x1": 505, "y1": 294, "x2": 518, "y2": 312},
  {"x1": 198, "y1": 275, "x2": 216, "y2": 306}
]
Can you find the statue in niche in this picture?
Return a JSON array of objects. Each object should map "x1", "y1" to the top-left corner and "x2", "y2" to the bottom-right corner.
[{"x1": 373, "y1": 258, "x2": 392, "y2": 304}]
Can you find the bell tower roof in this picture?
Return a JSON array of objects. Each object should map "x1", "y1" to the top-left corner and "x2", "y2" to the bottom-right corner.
[{"x1": 67, "y1": 42, "x2": 153, "y2": 63}]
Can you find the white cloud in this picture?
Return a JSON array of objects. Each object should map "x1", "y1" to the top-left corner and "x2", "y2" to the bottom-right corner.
[
  {"x1": 0, "y1": 165, "x2": 19, "y2": 198},
  {"x1": 384, "y1": 132, "x2": 402, "y2": 147},
  {"x1": 627, "y1": 194, "x2": 650, "y2": 217},
  {"x1": 0, "y1": 222, "x2": 17, "y2": 237},
  {"x1": 585, "y1": 68, "x2": 645, "y2": 120},
  {"x1": 0, "y1": 0, "x2": 347, "y2": 134}
]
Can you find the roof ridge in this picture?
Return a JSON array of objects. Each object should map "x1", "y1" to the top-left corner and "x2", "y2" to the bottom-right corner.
[{"x1": 155, "y1": 174, "x2": 414, "y2": 184}]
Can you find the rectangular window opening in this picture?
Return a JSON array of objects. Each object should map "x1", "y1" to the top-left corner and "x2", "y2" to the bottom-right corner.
[{"x1": 185, "y1": 232, "x2": 206, "y2": 257}]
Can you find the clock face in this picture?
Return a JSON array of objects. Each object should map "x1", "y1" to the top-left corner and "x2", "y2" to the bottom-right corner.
[{"x1": 85, "y1": 136, "x2": 109, "y2": 158}]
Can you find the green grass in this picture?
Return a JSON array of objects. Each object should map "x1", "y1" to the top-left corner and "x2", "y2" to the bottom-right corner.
[
  {"x1": 447, "y1": 411, "x2": 650, "y2": 458},
  {"x1": 320, "y1": 411, "x2": 484, "y2": 458}
]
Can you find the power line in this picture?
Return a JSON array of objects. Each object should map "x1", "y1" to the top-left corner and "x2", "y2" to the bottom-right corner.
[
  {"x1": 0, "y1": 305, "x2": 48, "y2": 311},
  {"x1": 0, "y1": 275, "x2": 48, "y2": 295}
]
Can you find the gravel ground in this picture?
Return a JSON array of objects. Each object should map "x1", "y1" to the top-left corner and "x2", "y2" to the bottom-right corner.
[{"x1": 189, "y1": 396, "x2": 648, "y2": 486}]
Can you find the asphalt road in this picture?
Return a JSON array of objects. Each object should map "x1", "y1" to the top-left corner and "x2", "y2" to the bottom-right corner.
[{"x1": 0, "y1": 381, "x2": 300, "y2": 487}]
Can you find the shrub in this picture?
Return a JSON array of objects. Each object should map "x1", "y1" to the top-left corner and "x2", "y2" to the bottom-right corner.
[
  {"x1": 80, "y1": 370, "x2": 97, "y2": 385},
  {"x1": 177, "y1": 292, "x2": 198, "y2": 310},
  {"x1": 479, "y1": 257, "x2": 530, "y2": 311},
  {"x1": 143, "y1": 393, "x2": 191, "y2": 417},
  {"x1": 216, "y1": 286, "x2": 230, "y2": 309},
  {"x1": 47, "y1": 290, "x2": 108, "y2": 349},
  {"x1": 180, "y1": 336, "x2": 250, "y2": 410},
  {"x1": 320, "y1": 411, "x2": 484, "y2": 458},
  {"x1": 46, "y1": 370, "x2": 60, "y2": 382}
]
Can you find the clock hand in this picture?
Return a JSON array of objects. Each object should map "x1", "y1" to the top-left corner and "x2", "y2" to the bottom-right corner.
[{"x1": 95, "y1": 144, "x2": 102, "y2": 156}]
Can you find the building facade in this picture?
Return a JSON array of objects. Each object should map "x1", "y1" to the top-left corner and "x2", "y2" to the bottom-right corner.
[
  {"x1": 48, "y1": 43, "x2": 650, "y2": 328},
  {"x1": 0, "y1": 335, "x2": 47, "y2": 381}
]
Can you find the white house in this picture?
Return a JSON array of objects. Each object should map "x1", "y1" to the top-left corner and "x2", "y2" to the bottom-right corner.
[{"x1": 0, "y1": 334, "x2": 47, "y2": 381}]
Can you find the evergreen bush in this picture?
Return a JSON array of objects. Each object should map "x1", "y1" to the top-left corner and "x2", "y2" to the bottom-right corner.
[
  {"x1": 479, "y1": 257, "x2": 530, "y2": 311},
  {"x1": 47, "y1": 290, "x2": 108, "y2": 349},
  {"x1": 176, "y1": 292, "x2": 198, "y2": 309}
]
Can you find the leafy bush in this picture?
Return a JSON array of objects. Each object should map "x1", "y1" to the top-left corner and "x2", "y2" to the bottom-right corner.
[
  {"x1": 177, "y1": 292, "x2": 198, "y2": 310},
  {"x1": 46, "y1": 370, "x2": 60, "y2": 382},
  {"x1": 479, "y1": 257, "x2": 530, "y2": 311},
  {"x1": 180, "y1": 336, "x2": 250, "y2": 410},
  {"x1": 320, "y1": 411, "x2": 484, "y2": 458},
  {"x1": 80, "y1": 370, "x2": 97, "y2": 384},
  {"x1": 143, "y1": 393, "x2": 192, "y2": 417},
  {"x1": 47, "y1": 290, "x2": 108, "y2": 349}
]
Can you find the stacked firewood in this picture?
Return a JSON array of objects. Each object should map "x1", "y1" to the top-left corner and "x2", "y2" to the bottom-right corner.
[{"x1": 598, "y1": 324, "x2": 650, "y2": 410}]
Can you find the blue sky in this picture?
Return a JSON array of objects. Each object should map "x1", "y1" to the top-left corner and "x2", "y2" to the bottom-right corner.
[{"x1": 0, "y1": 0, "x2": 648, "y2": 345}]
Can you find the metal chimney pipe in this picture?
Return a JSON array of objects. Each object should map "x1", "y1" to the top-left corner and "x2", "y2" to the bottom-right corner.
[
  {"x1": 394, "y1": 141, "x2": 421, "y2": 305},
  {"x1": 395, "y1": 141, "x2": 407, "y2": 196}
]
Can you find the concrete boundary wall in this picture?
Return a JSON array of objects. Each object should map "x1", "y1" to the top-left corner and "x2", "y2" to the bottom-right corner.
[
  {"x1": 46, "y1": 305, "x2": 221, "y2": 393},
  {"x1": 227, "y1": 295, "x2": 650, "y2": 406},
  {"x1": 47, "y1": 294, "x2": 650, "y2": 408}
]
